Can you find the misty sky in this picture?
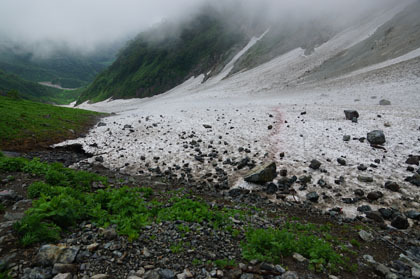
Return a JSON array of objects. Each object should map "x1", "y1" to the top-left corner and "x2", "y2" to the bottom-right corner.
[
  {"x1": 0, "y1": 0, "x2": 207, "y2": 51},
  {"x1": 0, "y1": 0, "x2": 397, "y2": 53}
]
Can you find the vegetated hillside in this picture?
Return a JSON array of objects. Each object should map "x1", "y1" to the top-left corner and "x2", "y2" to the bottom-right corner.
[
  {"x1": 0, "y1": 69, "x2": 81, "y2": 104},
  {"x1": 77, "y1": 9, "x2": 250, "y2": 104},
  {"x1": 303, "y1": 1, "x2": 420, "y2": 82},
  {"x1": 0, "y1": 42, "x2": 120, "y2": 89},
  {"x1": 0, "y1": 95, "x2": 103, "y2": 151}
]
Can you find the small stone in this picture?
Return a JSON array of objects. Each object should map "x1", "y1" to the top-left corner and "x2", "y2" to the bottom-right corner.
[
  {"x1": 337, "y1": 158, "x2": 346, "y2": 166},
  {"x1": 203, "y1": 124, "x2": 212, "y2": 129},
  {"x1": 357, "y1": 205, "x2": 372, "y2": 213},
  {"x1": 406, "y1": 156, "x2": 420, "y2": 166},
  {"x1": 159, "y1": 269, "x2": 175, "y2": 279},
  {"x1": 309, "y1": 159, "x2": 321, "y2": 170},
  {"x1": 91, "y1": 275, "x2": 108, "y2": 279},
  {"x1": 306, "y1": 192, "x2": 319, "y2": 203},
  {"x1": 405, "y1": 210, "x2": 420, "y2": 221},
  {"x1": 358, "y1": 176, "x2": 374, "y2": 183},
  {"x1": 87, "y1": 243, "x2": 99, "y2": 252},
  {"x1": 292, "y1": 253, "x2": 306, "y2": 262},
  {"x1": 379, "y1": 99, "x2": 391, "y2": 106},
  {"x1": 366, "y1": 211, "x2": 384, "y2": 223},
  {"x1": 385, "y1": 181, "x2": 400, "y2": 192},
  {"x1": 376, "y1": 263, "x2": 390, "y2": 276},
  {"x1": 391, "y1": 215, "x2": 409, "y2": 230},
  {"x1": 363, "y1": 255, "x2": 376, "y2": 264},
  {"x1": 344, "y1": 110, "x2": 359, "y2": 120},
  {"x1": 367, "y1": 191, "x2": 383, "y2": 201},
  {"x1": 240, "y1": 274, "x2": 254, "y2": 279},
  {"x1": 412, "y1": 267, "x2": 420, "y2": 278},
  {"x1": 53, "y1": 274, "x2": 72, "y2": 279},
  {"x1": 359, "y1": 230, "x2": 374, "y2": 242},
  {"x1": 358, "y1": 164, "x2": 368, "y2": 171},
  {"x1": 343, "y1": 135, "x2": 351, "y2": 142},
  {"x1": 52, "y1": 264, "x2": 77, "y2": 274},
  {"x1": 244, "y1": 162, "x2": 277, "y2": 185},
  {"x1": 367, "y1": 130, "x2": 386, "y2": 145},
  {"x1": 281, "y1": 271, "x2": 299, "y2": 279},
  {"x1": 100, "y1": 227, "x2": 117, "y2": 240},
  {"x1": 354, "y1": 189, "x2": 365, "y2": 196}
]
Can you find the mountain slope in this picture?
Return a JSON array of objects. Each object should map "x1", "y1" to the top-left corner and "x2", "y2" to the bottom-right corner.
[
  {"x1": 0, "y1": 42, "x2": 120, "y2": 89},
  {"x1": 77, "y1": 9, "x2": 249, "y2": 104},
  {"x1": 0, "y1": 69, "x2": 80, "y2": 104}
]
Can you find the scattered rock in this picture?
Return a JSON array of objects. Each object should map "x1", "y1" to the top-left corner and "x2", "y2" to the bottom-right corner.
[
  {"x1": 358, "y1": 176, "x2": 374, "y2": 183},
  {"x1": 405, "y1": 210, "x2": 420, "y2": 221},
  {"x1": 379, "y1": 99, "x2": 391, "y2": 106},
  {"x1": 292, "y1": 253, "x2": 306, "y2": 262},
  {"x1": 309, "y1": 159, "x2": 321, "y2": 170},
  {"x1": 91, "y1": 274, "x2": 108, "y2": 279},
  {"x1": 203, "y1": 124, "x2": 212, "y2": 129},
  {"x1": 53, "y1": 273, "x2": 73, "y2": 279},
  {"x1": 406, "y1": 174, "x2": 420, "y2": 186},
  {"x1": 306, "y1": 192, "x2": 319, "y2": 203},
  {"x1": 337, "y1": 158, "x2": 346, "y2": 166},
  {"x1": 391, "y1": 215, "x2": 410, "y2": 230},
  {"x1": 281, "y1": 271, "x2": 299, "y2": 279},
  {"x1": 344, "y1": 110, "x2": 359, "y2": 120},
  {"x1": 343, "y1": 135, "x2": 351, "y2": 142},
  {"x1": 36, "y1": 245, "x2": 79, "y2": 266},
  {"x1": 359, "y1": 230, "x2": 374, "y2": 242},
  {"x1": 406, "y1": 156, "x2": 420, "y2": 166},
  {"x1": 367, "y1": 130, "x2": 386, "y2": 145},
  {"x1": 357, "y1": 205, "x2": 372, "y2": 213},
  {"x1": 159, "y1": 269, "x2": 175, "y2": 279},
  {"x1": 366, "y1": 211, "x2": 384, "y2": 223},
  {"x1": 385, "y1": 181, "x2": 400, "y2": 192},
  {"x1": 244, "y1": 162, "x2": 277, "y2": 185},
  {"x1": 367, "y1": 191, "x2": 383, "y2": 201}
]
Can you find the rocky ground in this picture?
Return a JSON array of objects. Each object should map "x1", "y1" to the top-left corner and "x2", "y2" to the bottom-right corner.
[{"x1": 0, "y1": 149, "x2": 419, "y2": 279}]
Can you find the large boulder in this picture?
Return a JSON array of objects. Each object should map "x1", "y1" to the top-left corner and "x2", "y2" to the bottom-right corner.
[
  {"x1": 367, "y1": 130, "x2": 386, "y2": 145},
  {"x1": 36, "y1": 245, "x2": 79, "y2": 266},
  {"x1": 244, "y1": 162, "x2": 277, "y2": 184}
]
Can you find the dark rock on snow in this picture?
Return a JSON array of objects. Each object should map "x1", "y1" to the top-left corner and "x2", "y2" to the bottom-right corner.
[
  {"x1": 344, "y1": 110, "x2": 359, "y2": 120},
  {"x1": 367, "y1": 130, "x2": 386, "y2": 145},
  {"x1": 244, "y1": 162, "x2": 277, "y2": 185}
]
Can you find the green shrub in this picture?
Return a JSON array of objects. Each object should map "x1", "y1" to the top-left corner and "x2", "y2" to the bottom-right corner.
[
  {"x1": 242, "y1": 227, "x2": 344, "y2": 272},
  {"x1": 157, "y1": 198, "x2": 228, "y2": 228},
  {"x1": 0, "y1": 157, "x2": 26, "y2": 172},
  {"x1": 14, "y1": 214, "x2": 61, "y2": 247},
  {"x1": 22, "y1": 158, "x2": 49, "y2": 176},
  {"x1": 214, "y1": 259, "x2": 236, "y2": 269}
]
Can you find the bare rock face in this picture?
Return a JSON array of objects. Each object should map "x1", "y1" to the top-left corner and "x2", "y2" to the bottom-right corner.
[{"x1": 244, "y1": 162, "x2": 277, "y2": 184}]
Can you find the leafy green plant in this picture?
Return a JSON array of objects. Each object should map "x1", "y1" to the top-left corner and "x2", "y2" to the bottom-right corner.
[
  {"x1": 242, "y1": 226, "x2": 345, "y2": 272},
  {"x1": 0, "y1": 203, "x2": 5, "y2": 213},
  {"x1": 0, "y1": 157, "x2": 26, "y2": 172},
  {"x1": 170, "y1": 242, "x2": 184, "y2": 254},
  {"x1": 214, "y1": 259, "x2": 236, "y2": 269}
]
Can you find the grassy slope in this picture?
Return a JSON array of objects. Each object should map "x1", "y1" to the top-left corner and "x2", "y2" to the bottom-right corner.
[
  {"x1": 0, "y1": 96, "x2": 103, "y2": 151},
  {"x1": 0, "y1": 69, "x2": 81, "y2": 104},
  {"x1": 77, "y1": 11, "x2": 247, "y2": 104}
]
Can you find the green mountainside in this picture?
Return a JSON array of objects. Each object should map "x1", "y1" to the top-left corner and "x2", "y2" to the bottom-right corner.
[
  {"x1": 0, "y1": 42, "x2": 120, "y2": 89},
  {"x1": 77, "y1": 9, "x2": 249, "y2": 104},
  {"x1": 0, "y1": 69, "x2": 81, "y2": 104}
]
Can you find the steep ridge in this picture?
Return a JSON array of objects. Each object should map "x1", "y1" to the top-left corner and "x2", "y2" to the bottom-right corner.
[{"x1": 77, "y1": 7, "x2": 251, "y2": 104}]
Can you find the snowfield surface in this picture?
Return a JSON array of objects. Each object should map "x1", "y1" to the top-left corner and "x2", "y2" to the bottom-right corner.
[{"x1": 60, "y1": 4, "x2": 420, "y2": 219}]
